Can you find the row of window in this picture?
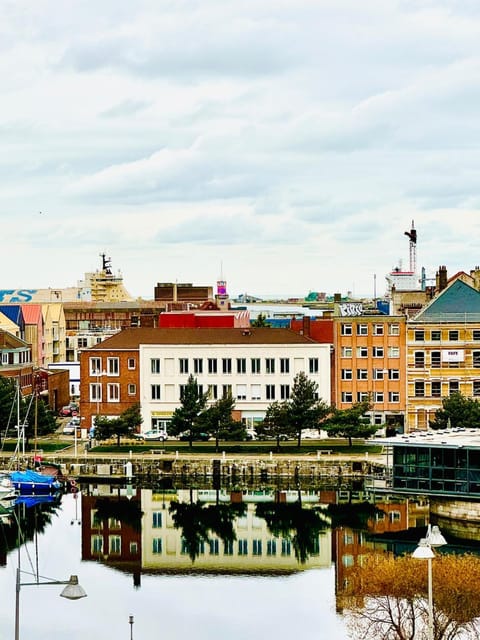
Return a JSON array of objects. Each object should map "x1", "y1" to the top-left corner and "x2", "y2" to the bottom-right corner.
[
  {"x1": 341, "y1": 346, "x2": 400, "y2": 358},
  {"x1": 412, "y1": 380, "x2": 480, "y2": 397},
  {"x1": 341, "y1": 323, "x2": 401, "y2": 336},
  {"x1": 341, "y1": 391, "x2": 399, "y2": 403},
  {"x1": 152, "y1": 538, "x2": 303, "y2": 557},
  {"x1": 411, "y1": 351, "x2": 480, "y2": 368},
  {"x1": 152, "y1": 357, "x2": 321, "y2": 376},
  {"x1": 341, "y1": 368, "x2": 400, "y2": 380},
  {"x1": 89, "y1": 382, "x2": 298, "y2": 402},
  {"x1": 413, "y1": 329, "x2": 480, "y2": 342}
]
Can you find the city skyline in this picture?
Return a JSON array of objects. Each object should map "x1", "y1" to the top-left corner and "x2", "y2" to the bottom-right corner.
[{"x1": 2, "y1": 2, "x2": 480, "y2": 299}]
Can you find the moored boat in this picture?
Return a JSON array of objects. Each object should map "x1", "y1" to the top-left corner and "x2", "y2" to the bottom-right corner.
[{"x1": 10, "y1": 469, "x2": 62, "y2": 495}]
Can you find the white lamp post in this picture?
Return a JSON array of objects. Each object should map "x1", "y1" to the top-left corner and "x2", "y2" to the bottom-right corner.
[
  {"x1": 15, "y1": 569, "x2": 87, "y2": 640},
  {"x1": 412, "y1": 524, "x2": 447, "y2": 640}
]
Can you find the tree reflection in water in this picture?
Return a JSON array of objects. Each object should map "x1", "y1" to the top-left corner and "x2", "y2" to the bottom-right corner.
[{"x1": 169, "y1": 501, "x2": 246, "y2": 561}]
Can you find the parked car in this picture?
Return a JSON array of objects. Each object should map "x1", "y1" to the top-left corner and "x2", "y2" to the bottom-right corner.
[
  {"x1": 134, "y1": 430, "x2": 169, "y2": 442},
  {"x1": 62, "y1": 424, "x2": 75, "y2": 435},
  {"x1": 59, "y1": 403, "x2": 79, "y2": 417}
]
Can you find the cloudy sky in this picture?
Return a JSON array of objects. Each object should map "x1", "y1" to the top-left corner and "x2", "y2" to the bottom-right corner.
[{"x1": 2, "y1": 0, "x2": 480, "y2": 300}]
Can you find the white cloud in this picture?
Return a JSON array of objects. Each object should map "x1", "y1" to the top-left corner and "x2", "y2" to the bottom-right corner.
[{"x1": 1, "y1": 0, "x2": 480, "y2": 299}]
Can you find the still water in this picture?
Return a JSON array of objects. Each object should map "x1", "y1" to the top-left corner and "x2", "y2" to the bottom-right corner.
[{"x1": 0, "y1": 481, "x2": 477, "y2": 640}]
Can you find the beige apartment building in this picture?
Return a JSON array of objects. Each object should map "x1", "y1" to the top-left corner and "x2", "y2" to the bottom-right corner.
[{"x1": 406, "y1": 278, "x2": 480, "y2": 431}]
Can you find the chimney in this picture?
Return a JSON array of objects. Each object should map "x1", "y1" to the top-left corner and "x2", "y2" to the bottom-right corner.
[
  {"x1": 302, "y1": 316, "x2": 311, "y2": 338},
  {"x1": 436, "y1": 265, "x2": 448, "y2": 292}
]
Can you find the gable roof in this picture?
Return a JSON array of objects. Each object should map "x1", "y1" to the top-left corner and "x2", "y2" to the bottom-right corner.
[
  {"x1": 89, "y1": 327, "x2": 320, "y2": 350},
  {"x1": 414, "y1": 279, "x2": 480, "y2": 322},
  {"x1": 21, "y1": 304, "x2": 43, "y2": 324},
  {"x1": 0, "y1": 305, "x2": 23, "y2": 327},
  {"x1": 0, "y1": 329, "x2": 30, "y2": 349}
]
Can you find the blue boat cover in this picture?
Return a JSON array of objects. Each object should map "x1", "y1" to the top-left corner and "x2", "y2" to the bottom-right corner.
[{"x1": 11, "y1": 470, "x2": 55, "y2": 484}]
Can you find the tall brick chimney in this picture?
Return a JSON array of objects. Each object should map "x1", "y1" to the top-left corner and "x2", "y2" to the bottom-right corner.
[{"x1": 436, "y1": 265, "x2": 448, "y2": 292}]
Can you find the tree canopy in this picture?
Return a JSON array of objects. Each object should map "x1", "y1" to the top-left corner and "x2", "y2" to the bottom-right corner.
[
  {"x1": 169, "y1": 374, "x2": 208, "y2": 446},
  {"x1": 430, "y1": 392, "x2": 480, "y2": 430},
  {"x1": 340, "y1": 551, "x2": 480, "y2": 640},
  {"x1": 288, "y1": 371, "x2": 330, "y2": 446},
  {"x1": 323, "y1": 399, "x2": 377, "y2": 446},
  {"x1": 94, "y1": 402, "x2": 143, "y2": 446},
  {"x1": 197, "y1": 393, "x2": 246, "y2": 448}
]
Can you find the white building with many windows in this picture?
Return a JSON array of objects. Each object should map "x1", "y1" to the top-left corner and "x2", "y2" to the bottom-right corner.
[
  {"x1": 139, "y1": 327, "x2": 331, "y2": 431},
  {"x1": 80, "y1": 327, "x2": 331, "y2": 433}
]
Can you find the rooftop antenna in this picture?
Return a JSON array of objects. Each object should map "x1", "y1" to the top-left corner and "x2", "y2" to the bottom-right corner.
[{"x1": 404, "y1": 220, "x2": 417, "y2": 274}]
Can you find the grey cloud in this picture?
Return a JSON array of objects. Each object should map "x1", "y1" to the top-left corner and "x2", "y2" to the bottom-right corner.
[{"x1": 100, "y1": 99, "x2": 152, "y2": 118}]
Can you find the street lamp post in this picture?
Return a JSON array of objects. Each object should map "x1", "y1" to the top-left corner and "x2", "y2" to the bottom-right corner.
[
  {"x1": 129, "y1": 614, "x2": 134, "y2": 640},
  {"x1": 15, "y1": 569, "x2": 87, "y2": 640},
  {"x1": 412, "y1": 524, "x2": 447, "y2": 640}
]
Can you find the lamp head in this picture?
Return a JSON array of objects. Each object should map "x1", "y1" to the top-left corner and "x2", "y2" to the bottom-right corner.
[
  {"x1": 412, "y1": 538, "x2": 435, "y2": 560},
  {"x1": 426, "y1": 524, "x2": 447, "y2": 547},
  {"x1": 60, "y1": 575, "x2": 87, "y2": 600}
]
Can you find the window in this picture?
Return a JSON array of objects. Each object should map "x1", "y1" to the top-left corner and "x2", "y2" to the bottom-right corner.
[
  {"x1": 473, "y1": 380, "x2": 480, "y2": 396},
  {"x1": 128, "y1": 383, "x2": 136, "y2": 395},
  {"x1": 107, "y1": 357, "x2": 119, "y2": 375},
  {"x1": 357, "y1": 324, "x2": 368, "y2": 336},
  {"x1": 208, "y1": 385, "x2": 218, "y2": 400},
  {"x1": 357, "y1": 346, "x2": 368, "y2": 358},
  {"x1": 309, "y1": 358, "x2": 319, "y2": 373},
  {"x1": 77, "y1": 337, "x2": 87, "y2": 348},
  {"x1": 128, "y1": 358, "x2": 135, "y2": 370},
  {"x1": 266, "y1": 384, "x2": 275, "y2": 400},
  {"x1": 449, "y1": 330, "x2": 459, "y2": 341},
  {"x1": 341, "y1": 391, "x2": 353, "y2": 403},
  {"x1": 431, "y1": 381, "x2": 441, "y2": 397},
  {"x1": 152, "y1": 538, "x2": 162, "y2": 554},
  {"x1": 252, "y1": 540, "x2": 262, "y2": 556},
  {"x1": 237, "y1": 358, "x2": 247, "y2": 374},
  {"x1": 374, "y1": 391, "x2": 384, "y2": 402},
  {"x1": 152, "y1": 512, "x2": 162, "y2": 528},
  {"x1": 388, "y1": 369, "x2": 400, "y2": 380},
  {"x1": 109, "y1": 536, "x2": 121, "y2": 554},
  {"x1": 431, "y1": 351, "x2": 441, "y2": 368},
  {"x1": 222, "y1": 384, "x2": 232, "y2": 398},
  {"x1": 151, "y1": 358, "x2": 161, "y2": 374},
  {"x1": 89, "y1": 357, "x2": 101, "y2": 375},
  {"x1": 267, "y1": 540, "x2": 277, "y2": 556},
  {"x1": 341, "y1": 347, "x2": 352, "y2": 357},
  {"x1": 473, "y1": 330, "x2": 480, "y2": 341},
  {"x1": 280, "y1": 384, "x2": 290, "y2": 400},
  {"x1": 341, "y1": 369, "x2": 352, "y2": 380},
  {"x1": 449, "y1": 380, "x2": 459, "y2": 395},
  {"x1": 357, "y1": 391, "x2": 369, "y2": 402},
  {"x1": 224, "y1": 541, "x2": 234, "y2": 555},
  {"x1": 373, "y1": 369, "x2": 386, "y2": 380},
  {"x1": 281, "y1": 539, "x2": 291, "y2": 556},
  {"x1": 194, "y1": 358, "x2": 203, "y2": 374},
  {"x1": 151, "y1": 384, "x2": 161, "y2": 400},
  {"x1": 179, "y1": 385, "x2": 187, "y2": 399},
  {"x1": 251, "y1": 358, "x2": 261, "y2": 374},
  {"x1": 473, "y1": 351, "x2": 480, "y2": 368},
  {"x1": 91, "y1": 536, "x2": 103, "y2": 554},
  {"x1": 414, "y1": 381, "x2": 425, "y2": 397},
  {"x1": 373, "y1": 346, "x2": 384, "y2": 358},
  {"x1": 341, "y1": 324, "x2": 352, "y2": 335},
  {"x1": 89, "y1": 383, "x2": 101, "y2": 402},
  {"x1": 208, "y1": 358, "x2": 217, "y2": 374},
  {"x1": 236, "y1": 384, "x2": 247, "y2": 400},
  {"x1": 280, "y1": 358, "x2": 290, "y2": 374},
  {"x1": 238, "y1": 540, "x2": 248, "y2": 555},
  {"x1": 107, "y1": 383, "x2": 119, "y2": 402},
  {"x1": 222, "y1": 358, "x2": 232, "y2": 374},
  {"x1": 373, "y1": 324, "x2": 384, "y2": 336},
  {"x1": 209, "y1": 540, "x2": 219, "y2": 555},
  {"x1": 431, "y1": 330, "x2": 441, "y2": 341},
  {"x1": 389, "y1": 324, "x2": 400, "y2": 336},
  {"x1": 265, "y1": 358, "x2": 275, "y2": 374},
  {"x1": 357, "y1": 369, "x2": 368, "y2": 380},
  {"x1": 414, "y1": 330, "x2": 425, "y2": 341},
  {"x1": 130, "y1": 542, "x2": 138, "y2": 554},
  {"x1": 414, "y1": 351, "x2": 425, "y2": 368},
  {"x1": 179, "y1": 358, "x2": 189, "y2": 374},
  {"x1": 251, "y1": 384, "x2": 261, "y2": 400},
  {"x1": 388, "y1": 346, "x2": 400, "y2": 358},
  {"x1": 389, "y1": 391, "x2": 400, "y2": 402}
]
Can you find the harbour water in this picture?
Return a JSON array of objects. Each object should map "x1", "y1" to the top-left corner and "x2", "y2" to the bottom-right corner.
[{"x1": 1, "y1": 481, "x2": 479, "y2": 640}]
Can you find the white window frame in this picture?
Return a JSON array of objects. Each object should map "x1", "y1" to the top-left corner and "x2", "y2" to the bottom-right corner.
[
  {"x1": 388, "y1": 324, "x2": 400, "y2": 336},
  {"x1": 388, "y1": 391, "x2": 400, "y2": 403},
  {"x1": 341, "y1": 324, "x2": 352, "y2": 336},
  {"x1": 341, "y1": 347, "x2": 352, "y2": 358},
  {"x1": 357, "y1": 369, "x2": 368, "y2": 380},
  {"x1": 341, "y1": 391, "x2": 353, "y2": 403},
  {"x1": 89, "y1": 383, "x2": 101, "y2": 402},
  {"x1": 341, "y1": 369, "x2": 352, "y2": 380},
  {"x1": 151, "y1": 384, "x2": 161, "y2": 400},
  {"x1": 357, "y1": 346, "x2": 368, "y2": 358},
  {"x1": 388, "y1": 346, "x2": 400, "y2": 358},
  {"x1": 107, "y1": 357, "x2": 119, "y2": 376},
  {"x1": 357, "y1": 324, "x2": 368, "y2": 336},
  {"x1": 251, "y1": 384, "x2": 261, "y2": 400},
  {"x1": 89, "y1": 357, "x2": 101, "y2": 375},
  {"x1": 107, "y1": 383, "x2": 120, "y2": 402},
  {"x1": 151, "y1": 358, "x2": 161, "y2": 374},
  {"x1": 373, "y1": 346, "x2": 384, "y2": 358},
  {"x1": 128, "y1": 383, "x2": 136, "y2": 396},
  {"x1": 128, "y1": 358, "x2": 136, "y2": 370},
  {"x1": 373, "y1": 324, "x2": 384, "y2": 336},
  {"x1": 236, "y1": 384, "x2": 247, "y2": 400}
]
